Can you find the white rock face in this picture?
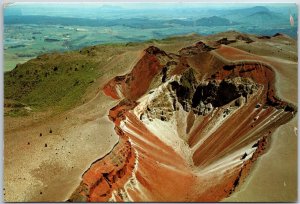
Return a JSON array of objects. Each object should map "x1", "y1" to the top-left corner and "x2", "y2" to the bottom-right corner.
[{"x1": 132, "y1": 72, "x2": 261, "y2": 169}]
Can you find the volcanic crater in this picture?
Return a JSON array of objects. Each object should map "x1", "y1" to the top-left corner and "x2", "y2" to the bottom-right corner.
[{"x1": 69, "y1": 41, "x2": 296, "y2": 202}]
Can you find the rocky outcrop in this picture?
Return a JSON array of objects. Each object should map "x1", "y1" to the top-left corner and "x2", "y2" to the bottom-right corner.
[
  {"x1": 169, "y1": 69, "x2": 198, "y2": 112},
  {"x1": 192, "y1": 77, "x2": 258, "y2": 111},
  {"x1": 272, "y1": 33, "x2": 284, "y2": 37},
  {"x1": 168, "y1": 69, "x2": 258, "y2": 116},
  {"x1": 215, "y1": 37, "x2": 237, "y2": 45},
  {"x1": 257, "y1": 35, "x2": 271, "y2": 39},
  {"x1": 235, "y1": 34, "x2": 254, "y2": 43},
  {"x1": 179, "y1": 41, "x2": 215, "y2": 56}
]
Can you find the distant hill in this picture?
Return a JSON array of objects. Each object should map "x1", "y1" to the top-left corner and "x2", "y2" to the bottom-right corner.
[
  {"x1": 195, "y1": 16, "x2": 237, "y2": 27},
  {"x1": 222, "y1": 6, "x2": 270, "y2": 20},
  {"x1": 239, "y1": 10, "x2": 288, "y2": 25},
  {"x1": 222, "y1": 6, "x2": 288, "y2": 26},
  {"x1": 234, "y1": 6, "x2": 270, "y2": 16}
]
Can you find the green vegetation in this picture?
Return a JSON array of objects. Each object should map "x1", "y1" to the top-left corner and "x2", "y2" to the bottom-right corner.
[{"x1": 4, "y1": 44, "x2": 130, "y2": 113}]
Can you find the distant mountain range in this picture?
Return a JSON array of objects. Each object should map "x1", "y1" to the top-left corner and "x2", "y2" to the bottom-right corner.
[
  {"x1": 5, "y1": 15, "x2": 238, "y2": 28},
  {"x1": 222, "y1": 6, "x2": 291, "y2": 25},
  {"x1": 4, "y1": 6, "x2": 297, "y2": 38}
]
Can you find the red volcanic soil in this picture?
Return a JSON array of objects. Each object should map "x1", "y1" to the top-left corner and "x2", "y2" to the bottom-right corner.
[
  {"x1": 103, "y1": 46, "x2": 169, "y2": 100},
  {"x1": 69, "y1": 42, "x2": 296, "y2": 202},
  {"x1": 70, "y1": 132, "x2": 136, "y2": 202}
]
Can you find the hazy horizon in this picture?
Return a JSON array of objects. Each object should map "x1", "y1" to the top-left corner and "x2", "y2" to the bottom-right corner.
[{"x1": 3, "y1": 3, "x2": 298, "y2": 71}]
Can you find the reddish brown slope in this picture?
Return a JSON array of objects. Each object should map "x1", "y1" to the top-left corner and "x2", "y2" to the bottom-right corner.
[{"x1": 103, "y1": 46, "x2": 171, "y2": 100}]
